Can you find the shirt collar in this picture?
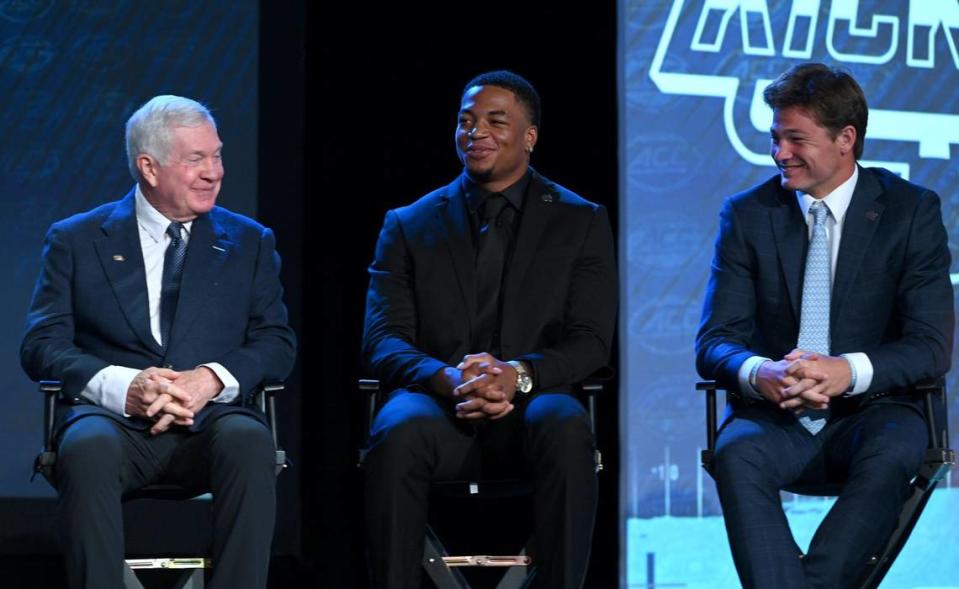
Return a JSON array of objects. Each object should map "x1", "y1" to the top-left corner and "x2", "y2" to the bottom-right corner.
[
  {"x1": 463, "y1": 169, "x2": 531, "y2": 213},
  {"x1": 135, "y1": 185, "x2": 193, "y2": 243},
  {"x1": 796, "y1": 165, "x2": 858, "y2": 224}
]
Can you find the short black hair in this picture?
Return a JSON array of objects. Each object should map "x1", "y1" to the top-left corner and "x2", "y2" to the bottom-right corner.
[
  {"x1": 462, "y1": 70, "x2": 541, "y2": 127},
  {"x1": 763, "y1": 62, "x2": 868, "y2": 159}
]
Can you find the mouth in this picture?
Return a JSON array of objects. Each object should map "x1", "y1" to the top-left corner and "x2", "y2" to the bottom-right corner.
[
  {"x1": 777, "y1": 163, "x2": 804, "y2": 177},
  {"x1": 465, "y1": 144, "x2": 495, "y2": 159}
]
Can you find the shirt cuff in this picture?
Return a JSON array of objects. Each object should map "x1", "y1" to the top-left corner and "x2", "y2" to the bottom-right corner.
[
  {"x1": 200, "y1": 363, "x2": 240, "y2": 404},
  {"x1": 737, "y1": 356, "x2": 770, "y2": 400},
  {"x1": 82, "y1": 365, "x2": 141, "y2": 417},
  {"x1": 840, "y1": 353, "x2": 873, "y2": 395}
]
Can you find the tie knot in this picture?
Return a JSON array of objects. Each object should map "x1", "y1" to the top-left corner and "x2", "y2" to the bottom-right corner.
[
  {"x1": 809, "y1": 201, "x2": 829, "y2": 226},
  {"x1": 166, "y1": 222, "x2": 184, "y2": 241},
  {"x1": 482, "y1": 194, "x2": 509, "y2": 222}
]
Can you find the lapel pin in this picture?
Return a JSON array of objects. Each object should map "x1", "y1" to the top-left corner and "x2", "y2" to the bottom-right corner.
[
  {"x1": 112, "y1": 255, "x2": 125, "y2": 262},
  {"x1": 212, "y1": 245, "x2": 226, "y2": 252},
  {"x1": 865, "y1": 211, "x2": 879, "y2": 221},
  {"x1": 541, "y1": 192, "x2": 554, "y2": 203}
]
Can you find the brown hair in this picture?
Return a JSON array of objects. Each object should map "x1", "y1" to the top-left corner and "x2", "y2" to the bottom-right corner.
[{"x1": 763, "y1": 63, "x2": 868, "y2": 159}]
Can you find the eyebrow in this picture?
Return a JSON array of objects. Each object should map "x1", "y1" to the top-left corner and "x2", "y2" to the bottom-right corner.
[
  {"x1": 769, "y1": 127, "x2": 806, "y2": 135},
  {"x1": 459, "y1": 108, "x2": 509, "y2": 117}
]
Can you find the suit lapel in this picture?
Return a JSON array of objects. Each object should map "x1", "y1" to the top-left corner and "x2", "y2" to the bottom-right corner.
[
  {"x1": 436, "y1": 176, "x2": 477, "y2": 329},
  {"x1": 168, "y1": 212, "x2": 232, "y2": 346},
  {"x1": 832, "y1": 167, "x2": 884, "y2": 324},
  {"x1": 502, "y1": 170, "x2": 555, "y2": 306},
  {"x1": 94, "y1": 190, "x2": 163, "y2": 354},
  {"x1": 769, "y1": 188, "x2": 806, "y2": 322}
]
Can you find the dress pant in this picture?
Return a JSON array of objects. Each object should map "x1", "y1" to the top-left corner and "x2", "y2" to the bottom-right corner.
[
  {"x1": 711, "y1": 401, "x2": 928, "y2": 589},
  {"x1": 364, "y1": 389, "x2": 598, "y2": 589},
  {"x1": 54, "y1": 413, "x2": 277, "y2": 589}
]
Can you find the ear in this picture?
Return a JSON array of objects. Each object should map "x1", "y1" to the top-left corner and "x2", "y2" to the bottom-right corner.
[
  {"x1": 837, "y1": 125, "x2": 856, "y2": 157},
  {"x1": 137, "y1": 154, "x2": 160, "y2": 187},
  {"x1": 525, "y1": 125, "x2": 538, "y2": 154}
]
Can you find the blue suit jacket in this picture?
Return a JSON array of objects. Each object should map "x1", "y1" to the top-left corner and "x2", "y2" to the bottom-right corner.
[
  {"x1": 362, "y1": 170, "x2": 617, "y2": 395},
  {"x1": 696, "y1": 166, "x2": 953, "y2": 412},
  {"x1": 21, "y1": 189, "x2": 297, "y2": 434}
]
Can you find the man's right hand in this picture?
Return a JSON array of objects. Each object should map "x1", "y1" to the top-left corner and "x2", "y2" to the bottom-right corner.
[
  {"x1": 429, "y1": 362, "x2": 513, "y2": 420},
  {"x1": 754, "y1": 353, "x2": 831, "y2": 411},
  {"x1": 754, "y1": 358, "x2": 805, "y2": 404},
  {"x1": 125, "y1": 367, "x2": 194, "y2": 434}
]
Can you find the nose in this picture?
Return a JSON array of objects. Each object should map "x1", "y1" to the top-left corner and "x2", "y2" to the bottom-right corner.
[
  {"x1": 200, "y1": 157, "x2": 224, "y2": 180},
  {"x1": 772, "y1": 141, "x2": 790, "y2": 162},
  {"x1": 466, "y1": 124, "x2": 489, "y2": 139}
]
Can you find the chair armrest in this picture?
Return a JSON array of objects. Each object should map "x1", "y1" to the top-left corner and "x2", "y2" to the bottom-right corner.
[
  {"x1": 38, "y1": 380, "x2": 63, "y2": 452},
  {"x1": 913, "y1": 378, "x2": 948, "y2": 451},
  {"x1": 697, "y1": 381, "x2": 719, "y2": 461},
  {"x1": 250, "y1": 381, "x2": 284, "y2": 450}
]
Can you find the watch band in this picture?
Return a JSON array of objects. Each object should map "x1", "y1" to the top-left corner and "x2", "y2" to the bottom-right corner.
[{"x1": 508, "y1": 360, "x2": 533, "y2": 395}]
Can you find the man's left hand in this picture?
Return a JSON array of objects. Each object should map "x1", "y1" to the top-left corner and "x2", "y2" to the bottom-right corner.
[
  {"x1": 779, "y1": 350, "x2": 852, "y2": 411},
  {"x1": 169, "y1": 367, "x2": 223, "y2": 414},
  {"x1": 452, "y1": 353, "x2": 518, "y2": 420}
]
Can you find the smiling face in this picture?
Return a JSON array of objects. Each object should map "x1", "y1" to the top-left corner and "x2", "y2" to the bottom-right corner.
[
  {"x1": 454, "y1": 85, "x2": 537, "y2": 192},
  {"x1": 770, "y1": 106, "x2": 856, "y2": 199},
  {"x1": 137, "y1": 122, "x2": 224, "y2": 221}
]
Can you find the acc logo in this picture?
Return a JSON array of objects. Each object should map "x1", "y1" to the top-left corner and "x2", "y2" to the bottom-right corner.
[{"x1": 649, "y1": 0, "x2": 959, "y2": 180}]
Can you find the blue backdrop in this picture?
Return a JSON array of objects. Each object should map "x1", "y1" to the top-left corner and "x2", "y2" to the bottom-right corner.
[
  {"x1": 620, "y1": 1, "x2": 959, "y2": 586},
  {"x1": 0, "y1": 0, "x2": 259, "y2": 498}
]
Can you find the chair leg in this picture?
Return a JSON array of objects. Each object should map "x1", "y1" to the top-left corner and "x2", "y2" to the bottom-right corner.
[
  {"x1": 423, "y1": 525, "x2": 470, "y2": 589},
  {"x1": 856, "y1": 481, "x2": 938, "y2": 589},
  {"x1": 494, "y1": 545, "x2": 534, "y2": 589},
  {"x1": 123, "y1": 563, "x2": 146, "y2": 589},
  {"x1": 173, "y1": 569, "x2": 205, "y2": 589}
]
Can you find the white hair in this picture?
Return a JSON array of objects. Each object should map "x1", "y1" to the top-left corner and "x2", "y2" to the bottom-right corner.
[{"x1": 125, "y1": 95, "x2": 216, "y2": 180}]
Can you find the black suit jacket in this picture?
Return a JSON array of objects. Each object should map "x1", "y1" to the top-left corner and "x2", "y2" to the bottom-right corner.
[
  {"x1": 696, "y1": 166, "x2": 953, "y2": 411},
  {"x1": 21, "y1": 189, "x2": 297, "y2": 434},
  {"x1": 362, "y1": 170, "x2": 617, "y2": 395}
]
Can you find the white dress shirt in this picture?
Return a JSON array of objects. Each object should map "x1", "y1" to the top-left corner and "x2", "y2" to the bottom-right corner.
[
  {"x1": 80, "y1": 186, "x2": 239, "y2": 416},
  {"x1": 738, "y1": 166, "x2": 874, "y2": 397}
]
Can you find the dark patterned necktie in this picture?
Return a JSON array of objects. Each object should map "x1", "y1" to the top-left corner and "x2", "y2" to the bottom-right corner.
[
  {"x1": 160, "y1": 222, "x2": 187, "y2": 347},
  {"x1": 474, "y1": 194, "x2": 509, "y2": 353}
]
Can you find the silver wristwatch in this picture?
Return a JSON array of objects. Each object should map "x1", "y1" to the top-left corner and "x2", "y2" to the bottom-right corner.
[{"x1": 507, "y1": 361, "x2": 533, "y2": 395}]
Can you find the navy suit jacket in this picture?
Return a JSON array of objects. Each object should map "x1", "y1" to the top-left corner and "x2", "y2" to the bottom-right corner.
[
  {"x1": 362, "y1": 169, "x2": 617, "y2": 395},
  {"x1": 21, "y1": 189, "x2": 297, "y2": 434},
  {"x1": 696, "y1": 166, "x2": 953, "y2": 412}
]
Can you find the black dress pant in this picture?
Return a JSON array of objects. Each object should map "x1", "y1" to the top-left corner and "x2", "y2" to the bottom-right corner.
[
  {"x1": 364, "y1": 389, "x2": 598, "y2": 589},
  {"x1": 55, "y1": 413, "x2": 277, "y2": 589}
]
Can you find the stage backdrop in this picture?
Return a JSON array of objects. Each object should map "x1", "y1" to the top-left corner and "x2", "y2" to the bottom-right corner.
[
  {"x1": 0, "y1": 0, "x2": 258, "y2": 499},
  {"x1": 620, "y1": 1, "x2": 959, "y2": 587}
]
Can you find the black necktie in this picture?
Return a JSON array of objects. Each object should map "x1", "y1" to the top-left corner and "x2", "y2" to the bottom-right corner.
[
  {"x1": 474, "y1": 194, "x2": 510, "y2": 353},
  {"x1": 160, "y1": 222, "x2": 186, "y2": 347}
]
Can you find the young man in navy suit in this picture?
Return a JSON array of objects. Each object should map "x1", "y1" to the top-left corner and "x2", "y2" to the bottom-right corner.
[
  {"x1": 21, "y1": 96, "x2": 296, "y2": 588},
  {"x1": 362, "y1": 71, "x2": 618, "y2": 588},
  {"x1": 697, "y1": 63, "x2": 953, "y2": 588}
]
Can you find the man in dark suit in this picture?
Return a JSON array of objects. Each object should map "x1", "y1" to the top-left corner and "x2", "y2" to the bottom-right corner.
[
  {"x1": 362, "y1": 70, "x2": 617, "y2": 588},
  {"x1": 696, "y1": 63, "x2": 953, "y2": 589},
  {"x1": 21, "y1": 95, "x2": 296, "y2": 589}
]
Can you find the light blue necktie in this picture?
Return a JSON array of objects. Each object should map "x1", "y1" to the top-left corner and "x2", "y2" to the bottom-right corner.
[{"x1": 796, "y1": 201, "x2": 831, "y2": 434}]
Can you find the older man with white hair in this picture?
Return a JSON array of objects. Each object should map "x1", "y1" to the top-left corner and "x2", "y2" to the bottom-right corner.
[{"x1": 21, "y1": 95, "x2": 296, "y2": 588}]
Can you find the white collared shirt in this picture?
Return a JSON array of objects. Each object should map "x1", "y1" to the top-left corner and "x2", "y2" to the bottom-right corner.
[
  {"x1": 80, "y1": 186, "x2": 239, "y2": 416},
  {"x1": 738, "y1": 167, "x2": 874, "y2": 397}
]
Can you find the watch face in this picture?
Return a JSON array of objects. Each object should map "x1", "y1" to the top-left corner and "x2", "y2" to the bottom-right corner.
[{"x1": 517, "y1": 374, "x2": 533, "y2": 394}]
